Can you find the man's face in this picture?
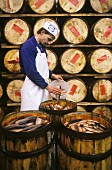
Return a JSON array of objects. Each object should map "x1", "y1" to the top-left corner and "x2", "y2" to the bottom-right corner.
[{"x1": 40, "y1": 33, "x2": 54, "y2": 46}]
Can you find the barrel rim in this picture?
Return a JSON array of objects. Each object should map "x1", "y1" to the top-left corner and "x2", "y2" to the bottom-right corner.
[
  {"x1": 1, "y1": 110, "x2": 53, "y2": 138},
  {"x1": 39, "y1": 99, "x2": 77, "y2": 115},
  {"x1": 59, "y1": 111, "x2": 112, "y2": 140}
]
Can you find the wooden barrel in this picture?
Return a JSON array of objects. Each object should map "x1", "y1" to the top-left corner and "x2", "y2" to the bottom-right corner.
[
  {"x1": 0, "y1": 111, "x2": 54, "y2": 170},
  {"x1": 60, "y1": 48, "x2": 86, "y2": 74},
  {"x1": 39, "y1": 99, "x2": 77, "y2": 125},
  {"x1": 28, "y1": 0, "x2": 55, "y2": 14},
  {"x1": 6, "y1": 80, "x2": 23, "y2": 102},
  {"x1": 58, "y1": 0, "x2": 86, "y2": 13},
  {"x1": 4, "y1": 18, "x2": 31, "y2": 45},
  {"x1": 77, "y1": 106, "x2": 86, "y2": 112},
  {"x1": 92, "y1": 79, "x2": 112, "y2": 102},
  {"x1": 0, "y1": 84, "x2": 3, "y2": 100},
  {"x1": 46, "y1": 49, "x2": 58, "y2": 71},
  {"x1": 63, "y1": 18, "x2": 89, "y2": 44},
  {"x1": 4, "y1": 49, "x2": 20, "y2": 73},
  {"x1": 0, "y1": 0, "x2": 24, "y2": 13},
  {"x1": 89, "y1": 48, "x2": 112, "y2": 73},
  {"x1": 58, "y1": 112, "x2": 112, "y2": 170},
  {"x1": 93, "y1": 18, "x2": 112, "y2": 44},
  {"x1": 66, "y1": 79, "x2": 87, "y2": 102},
  {"x1": 33, "y1": 18, "x2": 60, "y2": 44},
  {"x1": 92, "y1": 106, "x2": 112, "y2": 121},
  {"x1": 0, "y1": 107, "x2": 5, "y2": 170},
  {"x1": 90, "y1": 0, "x2": 112, "y2": 13}
]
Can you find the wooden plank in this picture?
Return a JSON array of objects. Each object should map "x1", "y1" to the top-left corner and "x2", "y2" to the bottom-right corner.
[{"x1": 0, "y1": 13, "x2": 112, "y2": 17}]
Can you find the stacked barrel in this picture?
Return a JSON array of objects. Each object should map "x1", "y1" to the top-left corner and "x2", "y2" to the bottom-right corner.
[{"x1": 0, "y1": 0, "x2": 112, "y2": 170}]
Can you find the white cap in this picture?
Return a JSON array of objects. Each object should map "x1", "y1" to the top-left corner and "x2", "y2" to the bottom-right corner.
[{"x1": 43, "y1": 21, "x2": 59, "y2": 36}]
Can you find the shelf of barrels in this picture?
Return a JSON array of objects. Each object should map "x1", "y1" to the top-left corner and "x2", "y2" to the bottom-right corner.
[{"x1": 0, "y1": 0, "x2": 112, "y2": 170}]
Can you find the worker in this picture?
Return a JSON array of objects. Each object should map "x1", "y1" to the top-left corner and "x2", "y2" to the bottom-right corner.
[{"x1": 19, "y1": 21, "x2": 63, "y2": 111}]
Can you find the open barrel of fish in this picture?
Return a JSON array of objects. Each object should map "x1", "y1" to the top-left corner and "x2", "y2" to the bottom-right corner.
[
  {"x1": 0, "y1": 111, "x2": 54, "y2": 170},
  {"x1": 4, "y1": 49, "x2": 20, "y2": 73},
  {"x1": 89, "y1": 48, "x2": 112, "y2": 74},
  {"x1": 33, "y1": 18, "x2": 60, "y2": 44},
  {"x1": 62, "y1": 18, "x2": 89, "y2": 44},
  {"x1": 58, "y1": 112, "x2": 112, "y2": 170},
  {"x1": 28, "y1": 0, "x2": 55, "y2": 14},
  {"x1": 92, "y1": 18, "x2": 112, "y2": 44},
  {"x1": 4, "y1": 18, "x2": 31, "y2": 45},
  {"x1": 39, "y1": 99, "x2": 77, "y2": 126},
  {"x1": 58, "y1": 0, "x2": 86, "y2": 13},
  {"x1": 0, "y1": 0, "x2": 24, "y2": 13},
  {"x1": 90, "y1": 0, "x2": 112, "y2": 13}
]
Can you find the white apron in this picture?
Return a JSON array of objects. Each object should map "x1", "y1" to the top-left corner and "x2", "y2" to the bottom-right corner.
[{"x1": 20, "y1": 47, "x2": 49, "y2": 111}]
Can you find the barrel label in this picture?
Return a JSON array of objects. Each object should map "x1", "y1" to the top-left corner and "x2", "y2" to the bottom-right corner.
[
  {"x1": 99, "y1": 0, "x2": 107, "y2": 4},
  {"x1": 98, "y1": 109, "x2": 104, "y2": 116},
  {"x1": 69, "y1": 84, "x2": 78, "y2": 95},
  {"x1": 12, "y1": 24, "x2": 24, "y2": 35},
  {"x1": 100, "y1": 85, "x2": 106, "y2": 95},
  {"x1": 69, "y1": 0, "x2": 79, "y2": 6},
  {"x1": 97, "y1": 54, "x2": 108, "y2": 64},
  {"x1": 47, "y1": 61, "x2": 51, "y2": 66},
  {"x1": 6, "y1": 0, "x2": 11, "y2": 9},
  {"x1": 34, "y1": 0, "x2": 45, "y2": 8},
  {"x1": 15, "y1": 90, "x2": 21, "y2": 96},
  {"x1": 8, "y1": 57, "x2": 19, "y2": 64},
  {"x1": 70, "y1": 53, "x2": 80, "y2": 64},
  {"x1": 103, "y1": 26, "x2": 112, "y2": 38},
  {"x1": 70, "y1": 26, "x2": 80, "y2": 37}
]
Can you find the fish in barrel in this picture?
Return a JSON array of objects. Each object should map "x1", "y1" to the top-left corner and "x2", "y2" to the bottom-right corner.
[
  {"x1": 64, "y1": 119, "x2": 107, "y2": 133},
  {"x1": 2, "y1": 115, "x2": 50, "y2": 132}
]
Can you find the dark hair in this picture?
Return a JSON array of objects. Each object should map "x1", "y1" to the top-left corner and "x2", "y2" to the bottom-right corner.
[{"x1": 37, "y1": 28, "x2": 55, "y2": 40}]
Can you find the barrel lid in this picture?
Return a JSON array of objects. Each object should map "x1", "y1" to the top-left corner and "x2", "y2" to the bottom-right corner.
[
  {"x1": 46, "y1": 49, "x2": 58, "y2": 71},
  {"x1": 59, "y1": 0, "x2": 86, "y2": 13},
  {"x1": 4, "y1": 49, "x2": 20, "y2": 73},
  {"x1": 60, "y1": 48, "x2": 86, "y2": 74},
  {"x1": 92, "y1": 79, "x2": 112, "y2": 102},
  {"x1": 92, "y1": 106, "x2": 112, "y2": 120},
  {"x1": 28, "y1": 0, "x2": 55, "y2": 14},
  {"x1": 93, "y1": 18, "x2": 112, "y2": 44},
  {"x1": 4, "y1": 18, "x2": 30, "y2": 45},
  {"x1": 0, "y1": 84, "x2": 3, "y2": 99},
  {"x1": 33, "y1": 18, "x2": 60, "y2": 44},
  {"x1": 90, "y1": 0, "x2": 112, "y2": 13},
  {"x1": 90, "y1": 48, "x2": 112, "y2": 73},
  {"x1": 6, "y1": 80, "x2": 23, "y2": 102},
  {"x1": 63, "y1": 18, "x2": 88, "y2": 44},
  {"x1": 0, "y1": 0, "x2": 24, "y2": 13},
  {"x1": 66, "y1": 79, "x2": 87, "y2": 102}
]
